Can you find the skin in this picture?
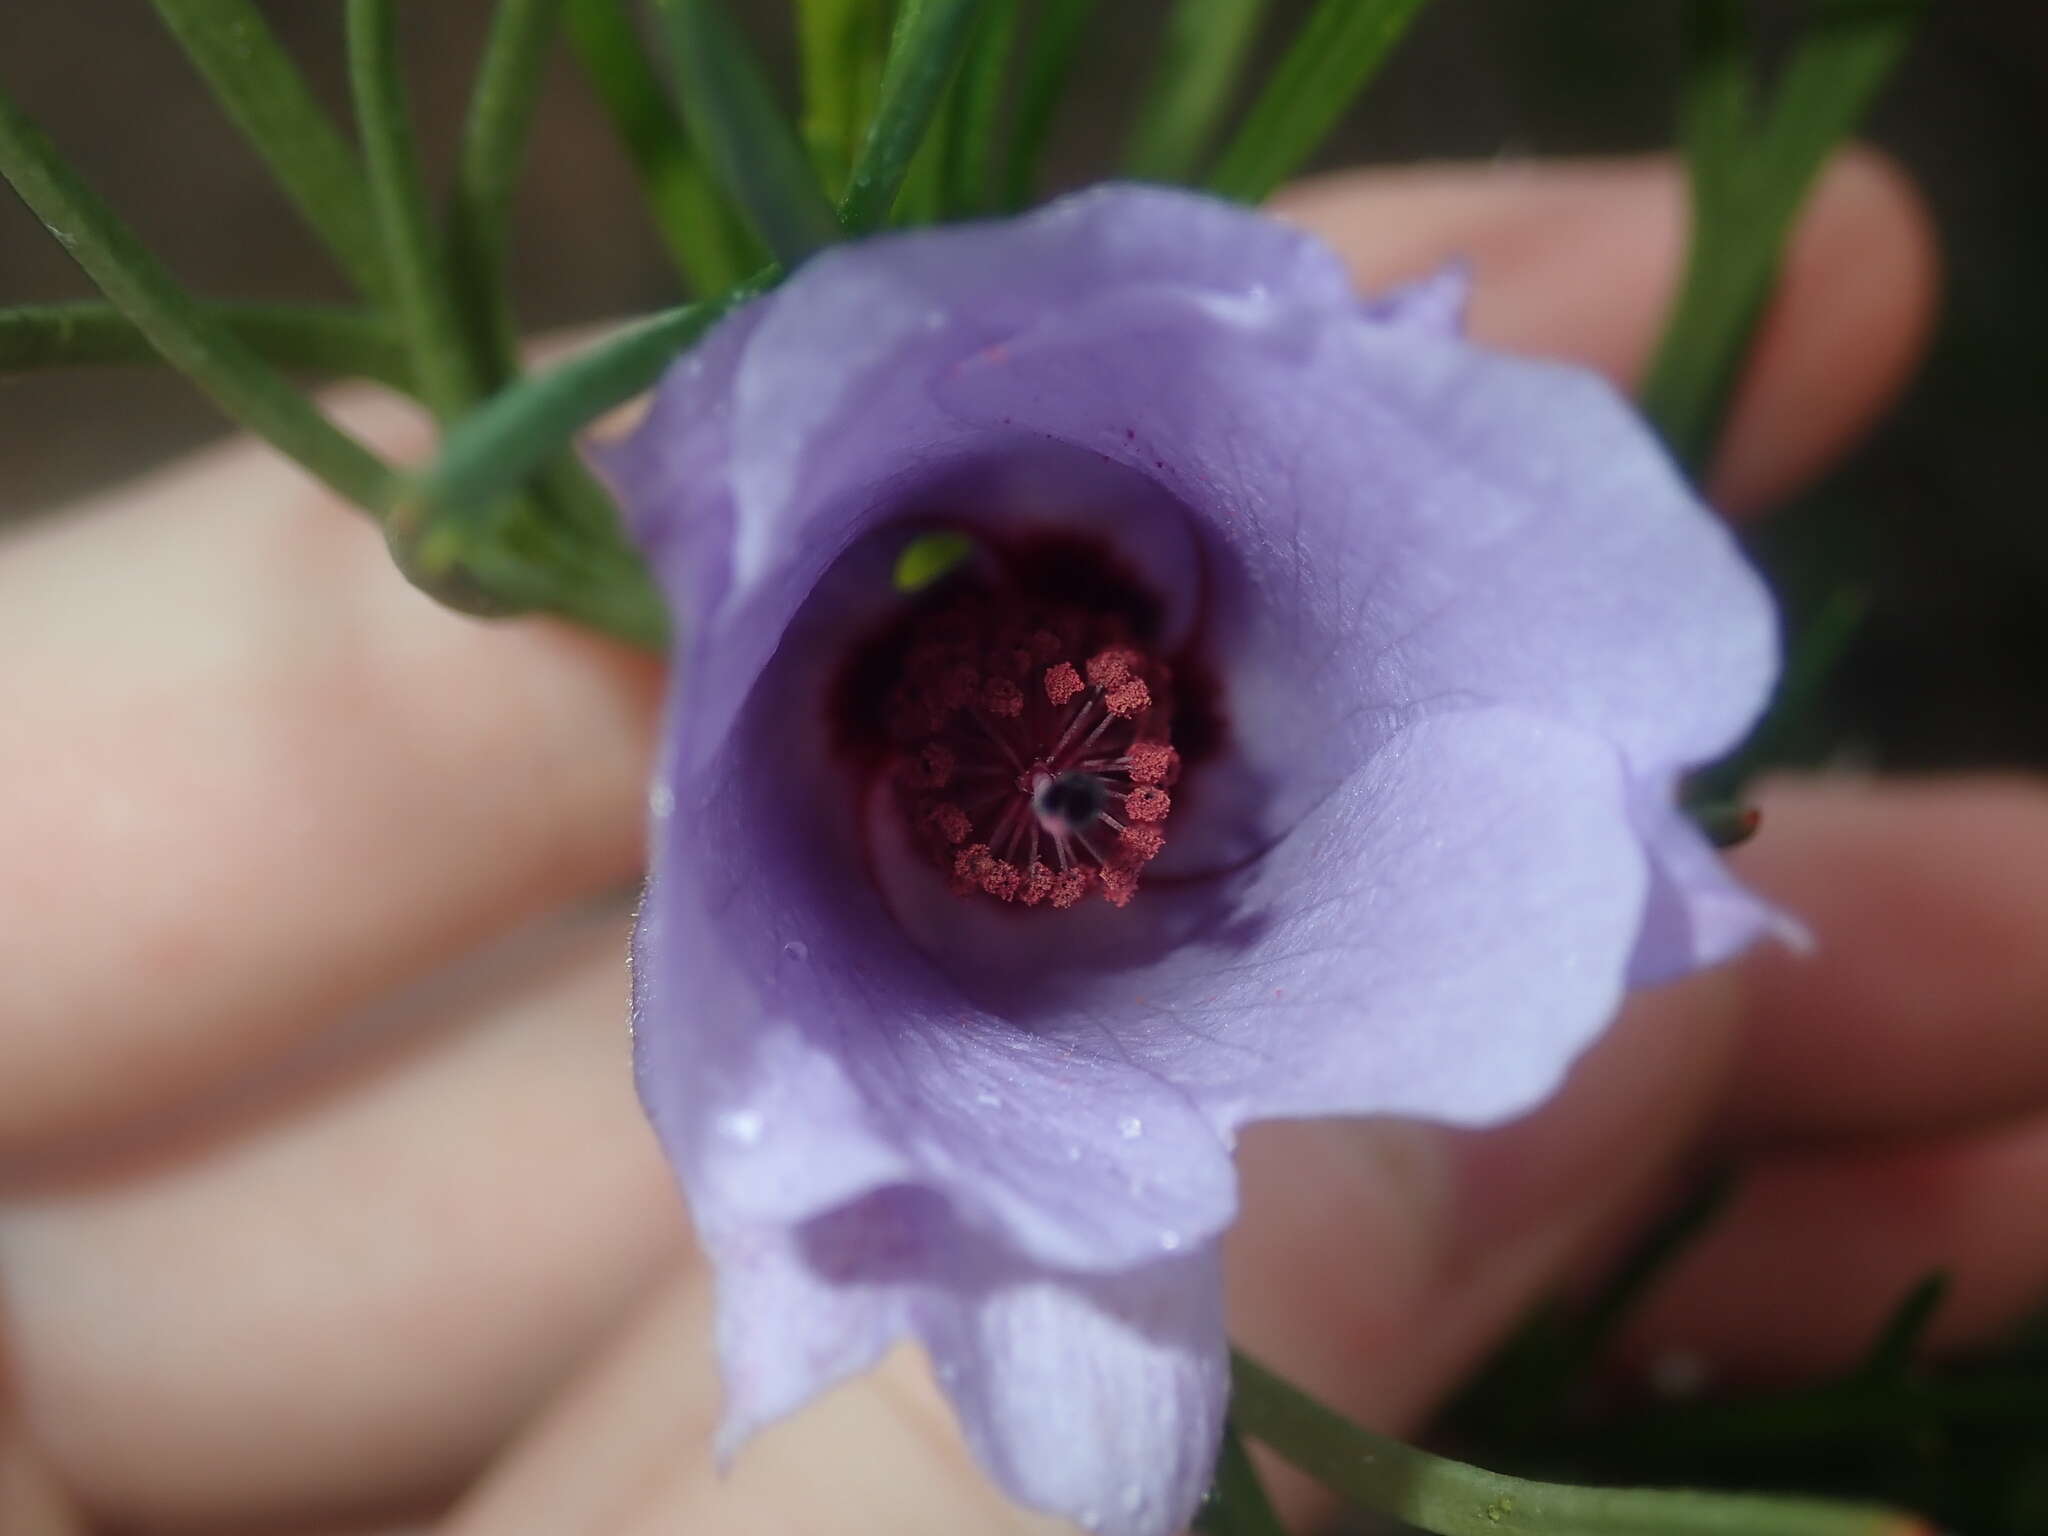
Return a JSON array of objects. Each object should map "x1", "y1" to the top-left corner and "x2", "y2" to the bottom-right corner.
[{"x1": 3, "y1": 150, "x2": 2038, "y2": 1536}]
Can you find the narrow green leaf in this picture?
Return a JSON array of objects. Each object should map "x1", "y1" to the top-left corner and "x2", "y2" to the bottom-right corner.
[
  {"x1": 1002, "y1": 0, "x2": 1096, "y2": 210},
  {"x1": 841, "y1": 0, "x2": 988, "y2": 233},
  {"x1": 347, "y1": 0, "x2": 486, "y2": 422},
  {"x1": 1207, "y1": 0, "x2": 1431, "y2": 205},
  {"x1": 0, "y1": 88, "x2": 399, "y2": 513},
  {"x1": 401, "y1": 279, "x2": 765, "y2": 557},
  {"x1": 1123, "y1": 0, "x2": 1268, "y2": 185},
  {"x1": 1192, "y1": 1418, "x2": 1286, "y2": 1536},
  {"x1": 654, "y1": 0, "x2": 841, "y2": 268},
  {"x1": 564, "y1": 0, "x2": 756, "y2": 294},
  {"x1": 148, "y1": 0, "x2": 394, "y2": 306},
  {"x1": 0, "y1": 301, "x2": 412, "y2": 389},
  {"x1": 1230, "y1": 1351, "x2": 1925, "y2": 1536},
  {"x1": 449, "y1": 0, "x2": 564, "y2": 390},
  {"x1": 1855, "y1": 1272, "x2": 1950, "y2": 1385},
  {"x1": 1641, "y1": 0, "x2": 1923, "y2": 468},
  {"x1": 796, "y1": 0, "x2": 893, "y2": 194},
  {"x1": 942, "y1": 0, "x2": 1018, "y2": 217}
]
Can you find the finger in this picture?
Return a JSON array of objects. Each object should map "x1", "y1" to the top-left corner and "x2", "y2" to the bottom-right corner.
[
  {"x1": 1617, "y1": 1113, "x2": 2048, "y2": 1382},
  {"x1": 0, "y1": 387, "x2": 662, "y2": 1155},
  {"x1": 1721, "y1": 776, "x2": 2048, "y2": 1144},
  {"x1": 1272, "y1": 148, "x2": 1939, "y2": 513},
  {"x1": 446, "y1": 1271, "x2": 1069, "y2": 1536},
  {"x1": 0, "y1": 906, "x2": 684, "y2": 1533}
]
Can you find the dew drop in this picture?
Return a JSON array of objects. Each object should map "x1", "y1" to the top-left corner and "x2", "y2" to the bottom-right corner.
[
  {"x1": 717, "y1": 1109, "x2": 766, "y2": 1146},
  {"x1": 781, "y1": 939, "x2": 809, "y2": 963},
  {"x1": 1117, "y1": 1114, "x2": 1143, "y2": 1139},
  {"x1": 648, "y1": 783, "x2": 675, "y2": 820},
  {"x1": 974, "y1": 1089, "x2": 1002, "y2": 1109},
  {"x1": 1159, "y1": 1229, "x2": 1183, "y2": 1253}
]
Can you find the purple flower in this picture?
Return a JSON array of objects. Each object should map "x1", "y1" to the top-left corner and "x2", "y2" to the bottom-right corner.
[{"x1": 600, "y1": 184, "x2": 1778, "y2": 1534}]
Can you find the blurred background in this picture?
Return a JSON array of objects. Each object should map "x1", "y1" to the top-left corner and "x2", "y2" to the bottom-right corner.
[
  {"x1": 4, "y1": 2, "x2": 2043, "y2": 781},
  {"x1": 2, "y1": 3, "x2": 2043, "y2": 1529}
]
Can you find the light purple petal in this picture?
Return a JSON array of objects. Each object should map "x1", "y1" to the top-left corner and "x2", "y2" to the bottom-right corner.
[
  {"x1": 1628, "y1": 788, "x2": 1801, "y2": 985},
  {"x1": 709, "y1": 1186, "x2": 1226, "y2": 1536}
]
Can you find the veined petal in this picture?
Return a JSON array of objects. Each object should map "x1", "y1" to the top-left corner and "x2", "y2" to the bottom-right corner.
[{"x1": 709, "y1": 1186, "x2": 1227, "y2": 1536}]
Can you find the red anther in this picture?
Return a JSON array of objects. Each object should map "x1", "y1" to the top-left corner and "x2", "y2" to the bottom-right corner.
[
  {"x1": 1085, "y1": 649, "x2": 1133, "y2": 690},
  {"x1": 1125, "y1": 785, "x2": 1170, "y2": 822},
  {"x1": 1105, "y1": 679, "x2": 1152, "y2": 719},
  {"x1": 1116, "y1": 824, "x2": 1165, "y2": 864},
  {"x1": 927, "y1": 803, "x2": 972, "y2": 845},
  {"x1": 938, "y1": 663, "x2": 980, "y2": 710},
  {"x1": 1124, "y1": 742, "x2": 1176, "y2": 785},
  {"x1": 982, "y1": 677, "x2": 1024, "y2": 718},
  {"x1": 908, "y1": 742, "x2": 955, "y2": 789},
  {"x1": 1099, "y1": 866, "x2": 1139, "y2": 907},
  {"x1": 981, "y1": 858, "x2": 1023, "y2": 901},
  {"x1": 872, "y1": 571, "x2": 1185, "y2": 912},
  {"x1": 1020, "y1": 862, "x2": 1055, "y2": 906},
  {"x1": 1050, "y1": 868, "x2": 1094, "y2": 908},
  {"x1": 1044, "y1": 661, "x2": 1084, "y2": 707}
]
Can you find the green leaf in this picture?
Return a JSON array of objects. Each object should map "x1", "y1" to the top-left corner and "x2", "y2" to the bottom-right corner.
[
  {"x1": 1122, "y1": 0, "x2": 1268, "y2": 185},
  {"x1": 400, "y1": 281, "x2": 765, "y2": 561},
  {"x1": 1229, "y1": 1351, "x2": 1925, "y2": 1536},
  {"x1": 347, "y1": 0, "x2": 486, "y2": 423},
  {"x1": 796, "y1": 0, "x2": 893, "y2": 194},
  {"x1": 1641, "y1": 0, "x2": 1924, "y2": 469},
  {"x1": 565, "y1": 0, "x2": 757, "y2": 294},
  {"x1": 0, "y1": 87, "x2": 399, "y2": 514},
  {"x1": 841, "y1": 0, "x2": 988, "y2": 233},
  {"x1": 1855, "y1": 1272, "x2": 1950, "y2": 1385},
  {"x1": 1192, "y1": 1418, "x2": 1286, "y2": 1536},
  {"x1": 1207, "y1": 0, "x2": 1431, "y2": 205},
  {"x1": 1002, "y1": 0, "x2": 1096, "y2": 210},
  {"x1": 148, "y1": 0, "x2": 394, "y2": 307},
  {"x1": 942, "y1": 0, "x2": 1018, "y2": 217},
  {"x1": 654, "y1": 0, "x2": 842, "y2": 268},
  {"x1": 449, "y1": 0, "x2": 565, "y2": 390},
  {"x1": 0, "y1": 302, "x2": 411, "y2": 389}
]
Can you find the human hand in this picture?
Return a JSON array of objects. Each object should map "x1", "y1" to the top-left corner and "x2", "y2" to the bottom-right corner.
[{"x1": 10, "y1": 151, "x2": 2033, "y2": 1536}]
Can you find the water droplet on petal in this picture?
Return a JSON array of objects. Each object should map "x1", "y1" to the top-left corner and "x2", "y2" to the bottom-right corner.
[
  {"x1": 648, "y1": 783, "x2": 675, "y2": 819},
  {"x1": 781, "y1": 939, "x2": 809, "y2": 963},
  {"x1": 1159, "y1": 1229, "x2": 1182, "y2": 1253},
  {"x1": 718, "y1": 1109, "x2": 766, "y2": 1146},
  {"x1": 1078, "y1": 1508, "x2": 1102, "y2": 1531},
  {"x1": 1121, "y1": 1482, "x2": 1145, "y2": 1514},
  {"x1": 1063, "y1": 1143, "x2": 1084, "y2": 1163},
  {"x1": 1118, "y1": 1114, "x2": 1143, "y2": 1139},
  {"x1": 974, "y1": 1088, "x2": 1002, "y2": 1108}
]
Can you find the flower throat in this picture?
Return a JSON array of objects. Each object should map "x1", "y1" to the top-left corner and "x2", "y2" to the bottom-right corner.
[{"x1": 835, "y1": 534, "x2": 1202, "y2": 911}]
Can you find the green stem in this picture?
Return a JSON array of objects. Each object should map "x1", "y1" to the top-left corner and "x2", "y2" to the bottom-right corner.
[
  {"x1": 347, "y1": 0, "x2": 485, "y2": 422},
  {"x1": 1640, "y1": 0, "x2": 1922, "y2": 468},
  {"x1": 397, "y1": 279, "x2": 765, "y2": 571},
  {"x1": 941, "y1": 0, "x2": 1017, "y2": 217},
  {"x1": 1193, "y1": 1418, "x2": 1287, "y2": 1536},
  {"x1": 796, "y1": 0, "x2": 892, "y2": 195},
  {"x1": 1206, "y1": 0, "x2": 1431, "y2": 205},
  {"x1": 449, "y1": 0, "x2": 564, "y2": 390},
  {"x1": 655, "y1": 0, "x2": 842, "y2": 269},
  {"x1": 564, "y1": 0, "x2": 755, "y2": 294},
  {"x1": 1123, "y1": 0, "x2": 1269, "y2": 185},
  {"x1": 0, "y1": 88, "x2": 399, "y2": 512},
  {"x1": 1001, "y1": 0, "x2": 1095, "y2": 210},
  {"x1": 148, "y1": 0, "x2": 395, "y2": 307},
  {"x1": 0, "y1": 302, "x2": 411, "y2": 388},
  {"x1": 1229, "y1": 1353, "x2": 1927, "y2": 1536},
  {"x1": 841, "y1": 0, "x2": 988, "y2": 233}
]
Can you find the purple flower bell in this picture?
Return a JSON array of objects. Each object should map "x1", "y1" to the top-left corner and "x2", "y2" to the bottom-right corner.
[{"x1": 599, "y1": 184, "x2": 1780, "y2": 1535}]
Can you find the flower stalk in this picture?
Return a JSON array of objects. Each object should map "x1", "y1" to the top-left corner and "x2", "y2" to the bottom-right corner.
[{"x1": 1229, "y1": 1352, "x2": 1931, "y2": 1536}]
